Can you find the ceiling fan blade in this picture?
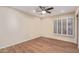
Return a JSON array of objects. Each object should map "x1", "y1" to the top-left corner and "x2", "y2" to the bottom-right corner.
[
  {"x1": 46, "y1": 7, "x2": 54, "y2": 10},
  {"x1": 39, "y1": 6, "x2": 43, "y2": 10},
  {"x1": 39, "y1": 6, "x2": 46, "y2": 11},
  {"x1": 46, "y1": 10, "x2": 51, "y2": 14}
]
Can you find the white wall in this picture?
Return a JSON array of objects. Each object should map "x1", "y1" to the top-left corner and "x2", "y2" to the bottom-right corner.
[
  {"x1": 41, "y1": 12, "x2": 77, "y2": 43},
  {"x1": 0, "y1": 7, "x2": 40, "y2": 48}
]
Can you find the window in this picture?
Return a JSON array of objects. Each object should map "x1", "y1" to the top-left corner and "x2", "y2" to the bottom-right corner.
[
  {"x1": 68, "y1": 17, "x2": 73, "y2": 35},
  {"x1": 58, "y1": 20, "x2": 61, "y2": 34},
  {"x1": 54, "y1": 16, "x2": 74, "y2": 37},
  {"x1": 62, "y1": 19, "x2": 67, "y2": 34}
]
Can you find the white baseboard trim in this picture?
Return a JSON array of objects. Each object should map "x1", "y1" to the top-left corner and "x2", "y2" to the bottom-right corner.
[
  {"x1": 42, "y1": 36, "x2": 75, "y2": 43},
  {"x1": 0, "y1": 36, "x2": 40, "y2": 49}
]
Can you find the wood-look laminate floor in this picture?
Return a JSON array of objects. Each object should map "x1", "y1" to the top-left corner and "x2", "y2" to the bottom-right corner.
[{"x1": 0, "y1": 37, "x2": 79, "y2": 53}]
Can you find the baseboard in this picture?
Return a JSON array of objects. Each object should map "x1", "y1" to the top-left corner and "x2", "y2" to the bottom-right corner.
[
  {"x1": 40, "y1": 36, "x2": 77, "y2": 44},
  {"x1": 0, "y1": 36, "x2": 40, "y2": 49}
]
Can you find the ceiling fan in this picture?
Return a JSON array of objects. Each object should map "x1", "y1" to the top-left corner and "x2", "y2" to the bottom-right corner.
[{"x1": 39, "y1": 6, "x2": 54, "y2": 14}]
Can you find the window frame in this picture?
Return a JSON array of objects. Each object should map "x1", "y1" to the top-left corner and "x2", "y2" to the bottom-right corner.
[{"x1": 53, "y1": 16, "x2": 74, "y2": 37}]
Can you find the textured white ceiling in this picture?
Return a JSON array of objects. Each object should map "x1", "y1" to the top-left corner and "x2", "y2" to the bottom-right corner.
[{"x1": 12, "y1": 6, "x2": 78, "y2": 17}]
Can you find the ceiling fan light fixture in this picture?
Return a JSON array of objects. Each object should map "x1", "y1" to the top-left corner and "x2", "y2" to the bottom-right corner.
[{"x1": 42, "y1": 11, "x2": 46, "y2": 14}]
